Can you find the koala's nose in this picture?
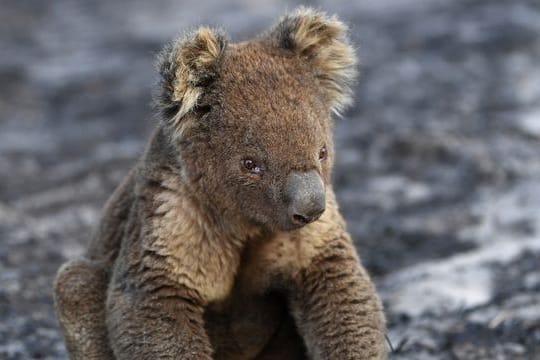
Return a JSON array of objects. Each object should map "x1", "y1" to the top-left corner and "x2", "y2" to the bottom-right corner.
[{"x1": 285, "y1": 170, "x2": 326, "y2": 227}]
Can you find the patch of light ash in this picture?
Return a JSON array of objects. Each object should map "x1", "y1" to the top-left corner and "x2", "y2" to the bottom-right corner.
[{"x1": 380, "y1": 181, "x2": 540, "y2": 317}]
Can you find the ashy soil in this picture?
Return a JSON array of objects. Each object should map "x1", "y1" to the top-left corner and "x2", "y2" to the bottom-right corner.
[{"x1": 1, "y1": 0, "x2": 540, "y2": 358}]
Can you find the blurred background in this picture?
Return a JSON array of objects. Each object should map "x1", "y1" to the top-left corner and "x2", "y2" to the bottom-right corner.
[{"x1": 1, "y1": 0, "x2": 540, "y2": 358}]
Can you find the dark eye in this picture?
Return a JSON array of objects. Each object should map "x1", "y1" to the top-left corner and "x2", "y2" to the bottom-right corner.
[
  {"x1": 242, "y1": 158, "x2": 264, "y2": 176},
  {"x1": 319, "y1": 146, "x2": 328, "y2": 160},
  {"x1": 194, "y1": 104, "x2": 212, "y2": 115}
]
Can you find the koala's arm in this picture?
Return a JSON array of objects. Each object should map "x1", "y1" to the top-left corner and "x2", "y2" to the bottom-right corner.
[
  {"x1": 290, "y1": 229, "x2": 387, "y2": 359},
  {"x1": 106, "y1": 269, "x2": 213, "y2": 360}
]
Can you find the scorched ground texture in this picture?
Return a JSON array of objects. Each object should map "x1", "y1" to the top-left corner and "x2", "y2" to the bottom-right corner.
[{"x1": 1, "y1": 0, "x2": 540, "y2": 359}]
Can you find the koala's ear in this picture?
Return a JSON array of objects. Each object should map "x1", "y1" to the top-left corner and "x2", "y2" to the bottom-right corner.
[
  {"x1": 155, "y1": 27, "x2": 227, "y2": 128},
  {"x1": 268, "y1": 7, "x2": 357, "y2": 114}
]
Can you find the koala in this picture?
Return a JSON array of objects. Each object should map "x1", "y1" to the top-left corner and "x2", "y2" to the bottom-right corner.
[{"x1": 54, "y1": 7, "x2": 387, "y2": 360}]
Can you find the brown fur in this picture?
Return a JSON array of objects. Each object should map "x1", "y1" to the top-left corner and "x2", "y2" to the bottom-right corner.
[{"x1": 54, "y1": 7, "x2": 386, "y2": 360}]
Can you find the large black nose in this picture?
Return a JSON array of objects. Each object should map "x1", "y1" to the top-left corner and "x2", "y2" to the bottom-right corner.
[{"x1": 285, "y1": 170, "x2": 326, "y2": 227}]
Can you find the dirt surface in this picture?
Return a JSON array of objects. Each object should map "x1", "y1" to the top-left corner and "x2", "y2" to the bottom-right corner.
[{"x1": 1, "y1": 0, "x2": 540, "y2": 359}]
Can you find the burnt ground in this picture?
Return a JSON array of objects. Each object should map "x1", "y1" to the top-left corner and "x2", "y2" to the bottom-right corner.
[{"x1": 1, "y1": 0, "x2": 540, "y2": 359}]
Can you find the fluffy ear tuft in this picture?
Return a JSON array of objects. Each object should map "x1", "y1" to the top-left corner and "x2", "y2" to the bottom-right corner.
[
  {"x1": 269, "y1": 7, "x2": 357, "y2": 114},
  {"x1": 155, "y1": 27, "x2": 227, "y2": 129}
]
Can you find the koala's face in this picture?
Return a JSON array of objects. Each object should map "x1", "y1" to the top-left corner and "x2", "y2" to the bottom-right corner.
[
  {"x1": 203, "y1": 43, "x2": 333, "y2": 231},
  {"x1": 157, "y1": 9, "x2": 356, "y2": 232}
]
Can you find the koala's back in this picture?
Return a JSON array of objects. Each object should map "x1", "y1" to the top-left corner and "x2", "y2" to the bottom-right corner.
[{"x1": 86, "y1": 168, "x2": 137, "y2": 265}]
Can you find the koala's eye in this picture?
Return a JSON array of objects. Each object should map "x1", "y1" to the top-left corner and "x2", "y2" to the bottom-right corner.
[
  {"x1": 319, "y1": 146, "x2": 328, "y2": 161},
  {"x1": 194, "y1": 104, "x2": 212, "y2": 116},
  {"x1": 242, "y1": 158, "x2": 264, "y2": 176}
]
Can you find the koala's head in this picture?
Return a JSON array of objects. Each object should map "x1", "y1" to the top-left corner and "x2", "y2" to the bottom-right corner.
[{"x1": 155, "y1": 7, "x2": 357, "y2": 232}]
